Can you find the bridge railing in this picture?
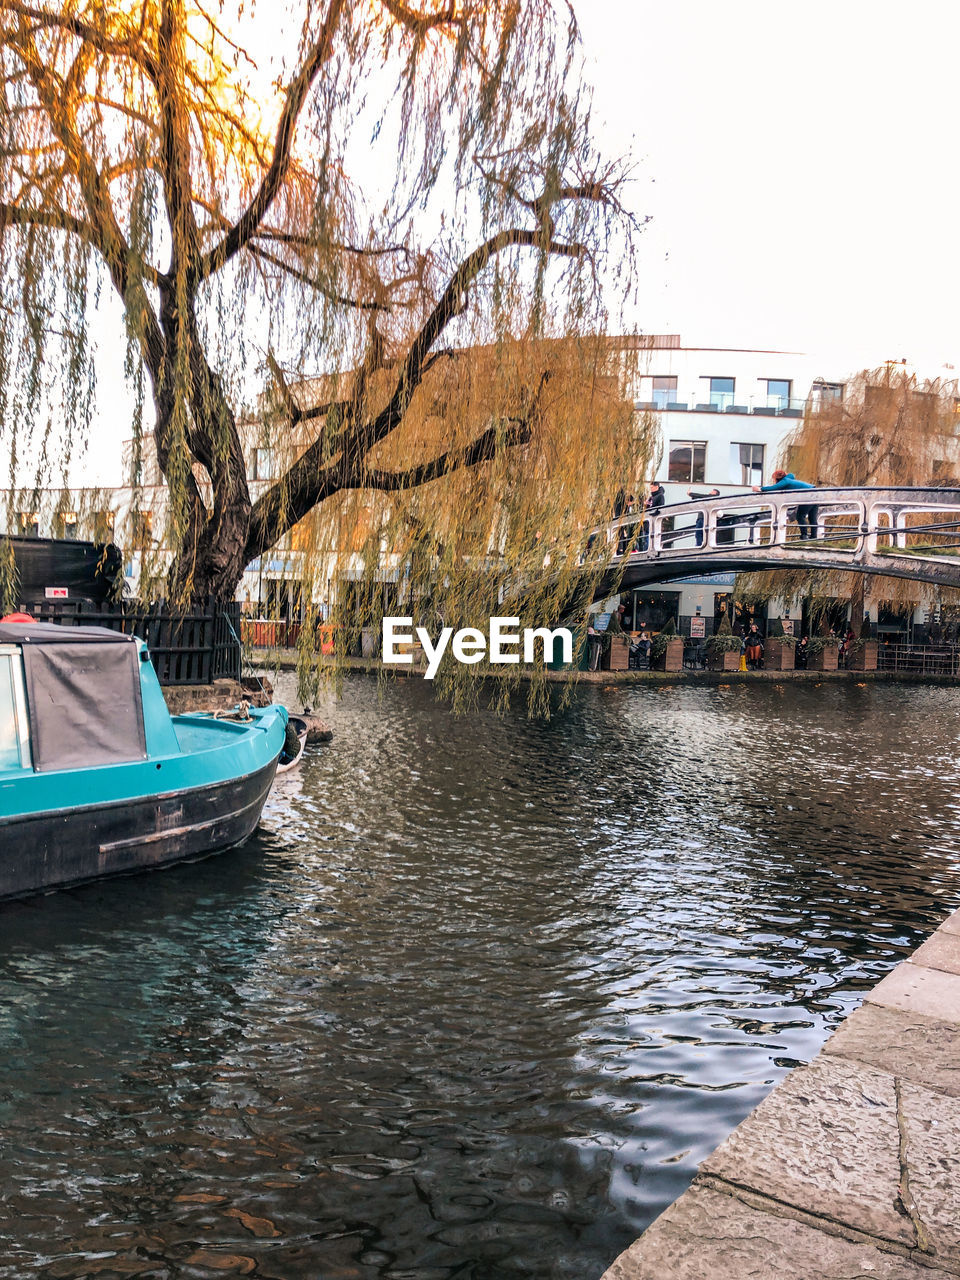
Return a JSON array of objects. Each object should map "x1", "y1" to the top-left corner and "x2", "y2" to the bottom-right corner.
[{"x1": 589, "y1": 488, "x2": 960, "y2": 568}]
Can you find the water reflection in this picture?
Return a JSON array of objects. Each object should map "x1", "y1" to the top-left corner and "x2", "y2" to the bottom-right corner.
[{"x1": 1, "y1": 678, "x2": 958, "y2": 1278}]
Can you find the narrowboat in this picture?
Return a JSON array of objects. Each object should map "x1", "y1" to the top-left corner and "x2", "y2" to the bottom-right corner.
[{"x1": 0, "y1": 620, "x2": 287, "y2": 902}]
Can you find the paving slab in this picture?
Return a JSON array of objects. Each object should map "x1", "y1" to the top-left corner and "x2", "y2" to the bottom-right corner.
[
  {"x1": 939, "y1": 909, "x2": 960, "y2": 938},
  {"x1": 909, "y1": 931, "x2": 960, "y2": 976},
  {"x1": 825, "y1": 1002, "x2": 960, "y2": 1097},
  {"x1": 700, "y1": 1054, "x2": 912, "y2": 1247},
  {"x1": 868, "y1": 961, "x2": 960, "y2": 1026},
  {"x1": 899, "y1": 1078, "x2": 960, "y2": 1269},
  {"x1": 599, "y1": 1184, "x2": 956, "y2": 1280}
]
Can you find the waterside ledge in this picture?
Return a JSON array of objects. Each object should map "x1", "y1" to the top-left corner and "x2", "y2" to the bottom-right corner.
[
  {"x1": 251, "y1": 650, "x2": 960, "y2": 687},
  {"x1": 600, "y1": 910, "x2": 960, "y2": 1280}
]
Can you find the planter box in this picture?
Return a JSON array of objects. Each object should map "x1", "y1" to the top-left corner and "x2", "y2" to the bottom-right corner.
[
  {"x1": 605, "y1": 636, "x2": 631, "y2": 671},
  {"x1": 652, "y1": 637, "x2": 684, "y2": 672},
  {"x1": 707, "y1": 648, "x2": 742, "y2": 671},
  {"x1": 764, "y1": 638, "x2": 795, "y2": 671},
  {"x1": 847, "y1": 640, "x2": 878, "y2": 671},
  {"x1": 810, "y1": 644, "x2": 839, "y2": 671}
]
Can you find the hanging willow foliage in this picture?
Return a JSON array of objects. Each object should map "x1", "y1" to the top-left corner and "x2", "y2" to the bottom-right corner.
[
  {"x1": 0, "y1": 0, "x2": 650, "y2": 704},
  {"x1": 0, "y1": 535, "x2": 17, "y2": 613},
  {"x1": 735, "y1": 366, "x2": 960, "y2": 623}
]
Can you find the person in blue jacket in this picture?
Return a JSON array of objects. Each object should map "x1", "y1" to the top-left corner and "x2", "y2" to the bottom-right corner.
[{"x1": 753, "y1": 468, "x2": 818, "y2": 540}]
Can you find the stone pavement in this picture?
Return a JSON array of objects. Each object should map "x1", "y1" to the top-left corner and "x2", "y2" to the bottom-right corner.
[{"x1": 601, "y1": 909, "x2": 960, "y2": 1280}]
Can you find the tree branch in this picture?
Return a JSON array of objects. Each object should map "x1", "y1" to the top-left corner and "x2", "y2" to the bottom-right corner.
[
  {"x1": 157, "y1": 0, "x2": 202, "y2": 270},
  {"x1": 0, "y1": 0, "x2": 160, "y2": 79},
  {"x1": 378, "y1": 0, "x2": 463, "y2": 35},
  {"x1": 247, "y1": 193, "x2": 596, "y2": 560},
  {"x1": 255, "y1": 225, "x2": 415, "y2": 264},
  {"x1": 359, "y1": 418, "x2": 531, "y2": 490},
  {"x1": 0, "y1": 200, "x2": 91, "y2": 239},
  {"x1": 266, "y1": 350, "x2": 347, "y2": 426},
  {"x1": 8, "y1": 21, "x2": 167, "y2": 365},
  {"x1": 248, "y1": 242, "x2": 389, "y2": 312},
  {"x1": 199, "y1": 0, "x2": 347, "y2": 279},
  {"x1": 364, "y1": 225, "x2": 585, "y2": 449}
]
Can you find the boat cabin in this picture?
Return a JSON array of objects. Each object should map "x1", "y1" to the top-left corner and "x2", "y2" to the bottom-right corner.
[{"x1": 0, "y1": 621, "x2": 177, "y2": 775}]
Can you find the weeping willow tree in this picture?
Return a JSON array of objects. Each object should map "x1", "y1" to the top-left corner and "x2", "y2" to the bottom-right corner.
[
  {"x1": 0, "y1": 0, "x2": 651, "y2": 679},
  {"x1": 737, "y1": 365, "x2": 960, "y2": 630}
]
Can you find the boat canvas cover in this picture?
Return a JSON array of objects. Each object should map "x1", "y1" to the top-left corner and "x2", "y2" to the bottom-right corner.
[{"x1": 17, "y1": 632, "x2": 147, "y2": 771}]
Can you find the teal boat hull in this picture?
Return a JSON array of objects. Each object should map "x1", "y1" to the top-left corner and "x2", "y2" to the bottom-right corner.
[
  {"x1": 0, "y1": 639, "x2": 288, "y2": 901},
  {"x1": 0, "y1": 750, "x2": 279, "y2": 901}
]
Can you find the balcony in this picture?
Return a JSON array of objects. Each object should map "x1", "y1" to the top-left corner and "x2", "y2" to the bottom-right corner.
[{"x1": 635, "y1": 397, "x2": 806, "y2": 417}]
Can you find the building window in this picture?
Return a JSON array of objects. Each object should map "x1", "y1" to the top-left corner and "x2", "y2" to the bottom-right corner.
[
  {"x1": 93, "y1": 510, "x2": 116, "y2": 544},
  {"x1": 18, "y1": 512, "x2": 38, "y2": 538},
  {"x1": 668, "y1": 440, "x2": 707, "y2": 483},
  {"x1": 766, "y1": 379, "x2": 791, "y2": 410},
  {"x1": 0, "y1": 653, "x2": 28, "y2": 770},
  {"x1": 735, "y1": 443, "x2": 765, "y2": 485},
  {"x1": 131, "y1": 511, "x2": 153, "y2": 548},
  {"x1": 251, "y1": 447, "x2": 273, "y2": 481},
  {"x1": 709, "y1": 377, "x2": 735, "y2": 411},
  {"x1": 651, "y1": 376, "x2": 678, "y2": 409},
  {"x1": 59, "y1": 512, "x2": 78, "y2": 540},
  {"x1": 813, "y1": 380, "x2": 844, "y2": 404}
]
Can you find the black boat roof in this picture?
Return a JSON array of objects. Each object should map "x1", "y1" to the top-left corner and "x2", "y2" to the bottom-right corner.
[
  {"x1": 3, "y1": 620, "x2": 147, "y2": 771},
  {"x1": 0, "y1": 621, "x2": 136, "y2": 646}
]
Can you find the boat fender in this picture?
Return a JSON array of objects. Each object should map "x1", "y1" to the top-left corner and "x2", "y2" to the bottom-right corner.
[
  {"x1": 282, "y1": 721, "x2": 301, "y2": 761},
  {"x1": 1, "y1": 612, "x2": 34, "y2": 623}
]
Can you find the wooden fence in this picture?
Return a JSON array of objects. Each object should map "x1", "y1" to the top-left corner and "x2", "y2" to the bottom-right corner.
[{"x1": 21, "y1": 599, "x2": 242, "y2": 686}]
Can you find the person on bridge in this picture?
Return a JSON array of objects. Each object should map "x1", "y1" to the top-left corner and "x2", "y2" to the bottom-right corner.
[
  {"x1": 641, "y1": 481, "x2": 666, "y2": 551},
  {"x1": 687, "y1": 487, "x2": 721, "y2": 547},
  {"x1": 617, "y1": 494, "x2": 638, "y2": 556},
  {"x1": 753, "y1": 469, "x2": 818, "y2": 540}
]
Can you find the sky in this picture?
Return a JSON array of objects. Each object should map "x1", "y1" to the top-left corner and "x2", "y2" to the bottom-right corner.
[
  {"x1": 57, "y1": 1, "x2": 960, "y2": 483},
  {"x1": 578, "y1": 0, "x2": 960, "y2": 375}
]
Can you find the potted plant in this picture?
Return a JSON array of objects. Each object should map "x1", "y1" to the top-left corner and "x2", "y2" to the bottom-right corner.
[
  {"x1": 846, "y1": 622, "x2": 878, "y2": 671},
  {"x1": 706, "y1": 612, "x2": 742, "y2": 671},
  {"x1": 764, "y1": 619, "x2": 796, "y2": 671},
  {"x1": 808, "y1": 632, "x2": 841, "y2": 671},
  {"x1": 602, "y1": 615, "x2": 631, "y2": 671},
  {"x1": 651, "y1": 616, "x2": 684, "y2": 671}
]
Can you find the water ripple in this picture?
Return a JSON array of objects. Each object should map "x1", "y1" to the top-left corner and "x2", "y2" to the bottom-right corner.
[{"x1": 0, "y1": 678, "x2": 958, "y2": 1278}]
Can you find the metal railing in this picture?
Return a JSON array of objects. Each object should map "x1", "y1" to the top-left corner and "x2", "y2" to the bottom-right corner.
[
  {"x1": 635, "y1": 397, "x2": 807, "y2": 416},
  {"x1": 876, "y1": 643, "x2": 960, "y2": 675}
]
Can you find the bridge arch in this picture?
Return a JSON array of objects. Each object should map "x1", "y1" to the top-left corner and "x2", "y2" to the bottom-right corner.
[{"x1": 575, "y1": 487, "x2": 960, "y2": 606}]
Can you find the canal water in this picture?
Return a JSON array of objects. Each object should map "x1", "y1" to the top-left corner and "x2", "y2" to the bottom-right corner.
[{"x1": 2, "y1": 679, "x2": 960, "y2": 1279}]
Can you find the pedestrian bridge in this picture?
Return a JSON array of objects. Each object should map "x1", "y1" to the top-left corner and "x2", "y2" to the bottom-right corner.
[{"x1": 583, "y1": 486, "x2": 960, "y2": 595}]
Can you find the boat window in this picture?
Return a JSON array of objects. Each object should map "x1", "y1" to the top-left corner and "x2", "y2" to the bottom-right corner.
[{"x1": 0, "y1": 651, "x2": 29, "y2": 770}]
